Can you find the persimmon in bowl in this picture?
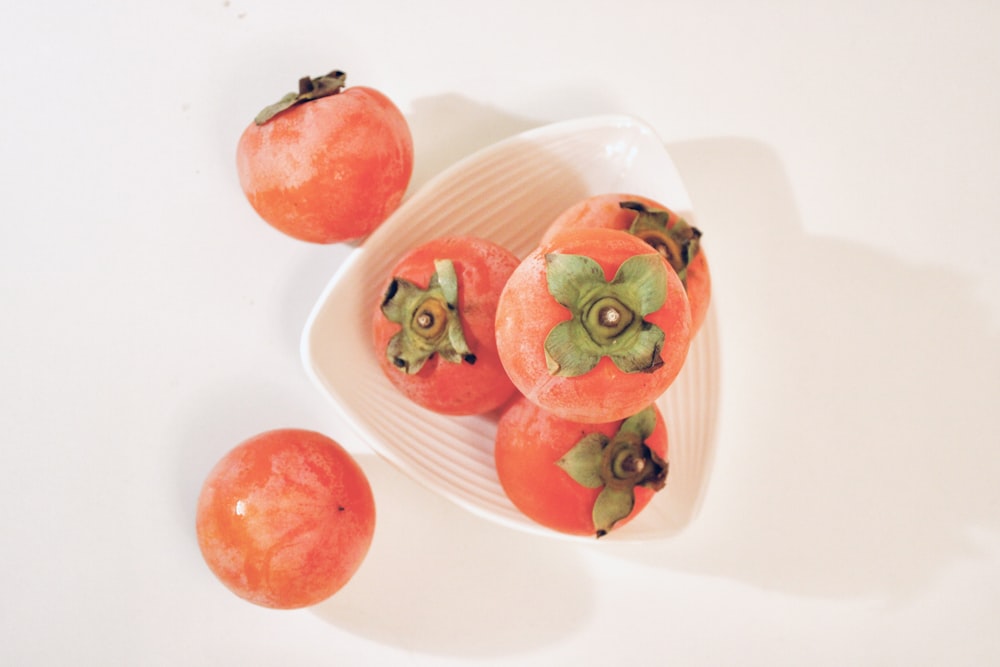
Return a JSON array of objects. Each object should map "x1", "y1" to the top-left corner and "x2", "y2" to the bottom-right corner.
[{"x1": 302, "y1": 115, "x2": 721, "y2": 542}]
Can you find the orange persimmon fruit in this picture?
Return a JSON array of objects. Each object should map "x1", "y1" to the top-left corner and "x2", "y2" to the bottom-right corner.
[
  {"x1": 372, "y1": 236, "x2": 520, "y2": 415},
  {"x1": 495, "y1": 395, "x2": 669, "y2": 538},
  {"x1": 495, "y1": 228, "x2": 691, "y2": 423},
  {"x1": 195, "y1": 429, "x2": 375, "y2": 609},
  {"x1": 236, "y1": 70, "x2": 413, "y2": 244},
  {"x1": 541, "y1": 193, "x2": 711, "y2": 335}
]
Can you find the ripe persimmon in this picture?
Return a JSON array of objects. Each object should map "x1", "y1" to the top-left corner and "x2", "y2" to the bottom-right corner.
[
  {"x1": 495, "y1": 228, "x2": 691, "y2": 423},
  {"x1": 541, "y1": 193, "x2": 711, "y2": 335},
  {"x1": 495, "y1": 396, "x2": 668, "y2": 538},
  {"x1": 236, "y1": 70, "x2": 413, "y2": 244},
  {"x1": 195, "y1": 429, "x2": 375, "y2": 609},
  {"x1": 372, "y1": 236, "x2": 520, "y2": 415}
]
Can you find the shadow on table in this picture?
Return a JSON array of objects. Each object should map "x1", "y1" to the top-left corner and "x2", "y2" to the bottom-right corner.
[
  {"x1": 404, "y1": 93, "x2": 545, "y2": 195},
  {"x1": 599, "y1": 136, "x2": 1000, "y2": 602},
  {"x1": 311, "y1": 454, "x2": 593, "y2": 656}
]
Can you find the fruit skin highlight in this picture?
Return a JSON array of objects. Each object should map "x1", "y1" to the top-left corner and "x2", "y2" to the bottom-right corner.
[
  {"x1": 196, "y1": 429, "x2": 375, "y2": 609},
  {"x1": 236, "y1": 70, "x2": 413, "y2": 244},
  {"x1": 494, "y1": 396, "x2": 668, "y2": 537},
  {"x1": 495, "y1": 228, "x2": 692, "y2": 423},
  {"x1": 541, "y1": 193, "x2": 711, "y2": 335},
  {"x1": 373, "y1": 236, "x2": 521, "y2": 416}
]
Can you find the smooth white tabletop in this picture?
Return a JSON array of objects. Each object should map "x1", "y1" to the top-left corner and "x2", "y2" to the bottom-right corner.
[{"x1": 3, "y1": 1, "x2": 999, "y2": 665}]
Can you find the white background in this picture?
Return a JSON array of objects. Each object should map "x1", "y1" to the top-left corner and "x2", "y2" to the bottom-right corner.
[{"x1": 3, "y1": 1, "x2": 999, "y2": 665}]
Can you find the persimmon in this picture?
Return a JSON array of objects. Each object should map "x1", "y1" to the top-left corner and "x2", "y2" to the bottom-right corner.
[
  {"x1": 541, "y1": 193, "x2": 711, "y2": 335},
  {"x1": 372, "y1": 236, "x2": 520, "y2": 415},
  {"x1": 495, "y1": 228, "x2": 691, "y2": 423},
  {"x1": 195, "y1": 429, "x2": 375, "y2": 609},
  {"x1": 495, "y1": 396, "x2": 668, "y2": 537},
  {"x1": 236, "y1": 70, "x2": 413, "y2": 244}
]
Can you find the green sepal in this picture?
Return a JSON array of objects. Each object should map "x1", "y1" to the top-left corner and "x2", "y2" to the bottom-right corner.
[
  {"x1": 544, "y1": 320, "x2": 601, "y2": 376},
  {"x1": 621, "y1": 200, "x2": 702, "y2": 286},
  {"x1": 379, "y1": 277, "x2": 421, "y2": 325},
  {"x1": 543, "y1": 252, "x2": 668, "y2": 377},
  {"x1": 593, "y1": 487, "x2": 636, "y2": 538},
  {"x1": 434, "y1": 259, "x2": 459, "y2": 304},
  {"x1": 618, "y1": 405, "x2": 658, "y2": 442},
  {"x1": 254, "y1": 70, "x2": 348, "y2": 125},
  {"x1": 380, "y1": 258, "x2": 474, "y2": 374},
  {"x1": 554, "y1": 405, "x2": 668, "y2": 538},
  {"x1": 545, "y1": 253, "x2": 607, "y2": 309},
  {"x1": 611, "y1": 253, "x2": 667, "y2": 316},
  {"x1": 556, "y1": 433, "x2": 608, "y2": 488},
  {"x1": 607, "y1": 323, "x2": 665, "y2": 377}
]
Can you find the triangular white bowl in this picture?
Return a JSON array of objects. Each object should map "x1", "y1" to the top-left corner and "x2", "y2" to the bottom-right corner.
[{"x1": 302, "y1": 114, "x2": 720, "y2": 542}]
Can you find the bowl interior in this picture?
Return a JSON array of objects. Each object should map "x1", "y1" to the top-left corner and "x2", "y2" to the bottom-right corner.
[{"x1": 301, "y1": 115, "x2": 720, "y2": 542}]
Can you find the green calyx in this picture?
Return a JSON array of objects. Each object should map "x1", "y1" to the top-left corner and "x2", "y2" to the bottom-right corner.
[
  {"x1": 556, "y1": 406, "x2": 669, "y2": 537},
  {"x1": 620, "y1": 201, "x2": 702, "y2": 286},
  {"x1": 543, "y1": 252, "x2": 667, "y2": 377},
  {"x1": 254, "y1": 70, "x2": 347, "y2": 125},
  {"x1": 380, "y1": 259, "x2": 475, "y2": 374}
]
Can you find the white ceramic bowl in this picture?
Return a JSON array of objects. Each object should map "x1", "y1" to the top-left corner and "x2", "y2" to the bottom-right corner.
[{"x1": 301, "y1": 114, "x2": 720, "y2": 542}]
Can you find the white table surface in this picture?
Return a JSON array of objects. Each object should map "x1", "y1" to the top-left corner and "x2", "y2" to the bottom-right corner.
[{"x1": 3, "y1": 1, "x2": 999, "y2": 665}]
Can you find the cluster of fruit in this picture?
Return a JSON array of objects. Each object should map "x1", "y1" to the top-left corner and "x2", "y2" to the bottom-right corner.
[
  {"x1": 195, "y1": 70, "x2": 709, "y2": 611},
  {"x1": 376, "y1": 192, "x2": 710, "y2": 539}
]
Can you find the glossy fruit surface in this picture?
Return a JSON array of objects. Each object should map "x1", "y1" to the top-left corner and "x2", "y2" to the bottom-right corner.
[
  {"x1": 495, "y1": 228, "x2": 691, "y2": 423},
  {"x1": 372, "y1": 236, "x2": 520, "y2": 415},
  {"x1": 541, "y1": 193, "x2": 711, "y2": 335},
  {"x1": 236, "y1": 70, "x2": 413, "y2": 244},
  {"x1": 494, "y1": 395, "x2": 668, "y2": 537},
  {"x1": 196, "y1": 429, "x2": 375, "y2": 609}
]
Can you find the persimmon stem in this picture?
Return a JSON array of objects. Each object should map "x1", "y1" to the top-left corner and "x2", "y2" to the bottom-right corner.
[
  {"x1": 598, "y1": 306, "x2": 621, "y2": 327},
  {"x1": 620, "y1": 455, "x2": 644, "y2": 475},
  {"x1": 254, "y1": 70, "x2": 348, "y2": 125}
]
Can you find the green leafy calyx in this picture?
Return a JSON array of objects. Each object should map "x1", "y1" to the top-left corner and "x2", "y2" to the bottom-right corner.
[
  {"x1": 556, "y1": 406, "x2": 669, "y2": 537},
  {"x1": 254, "y1": 70, "x2": 347, "y2": 125},
  {"x1": 620, "y1": 201, "x2": 702, "y2": 286},
  {"x1": 543, "y1": 252, "x2": 667, "y2": 377},
  {"x1": 380, "y1": 259, "x2": 475, "y2": 374}
]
